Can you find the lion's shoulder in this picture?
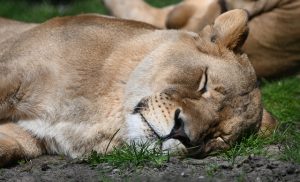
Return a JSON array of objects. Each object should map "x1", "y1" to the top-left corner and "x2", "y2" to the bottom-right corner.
[{"x1": 41, "y1": 14, "x2": 158, "y2": 31}]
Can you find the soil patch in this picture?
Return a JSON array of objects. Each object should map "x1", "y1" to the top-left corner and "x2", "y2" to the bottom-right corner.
[{"x1": 1, "y1": 155, "x2": 299, "y2": 181}]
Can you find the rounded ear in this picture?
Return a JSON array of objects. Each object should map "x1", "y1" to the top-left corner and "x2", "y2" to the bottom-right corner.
[
  {"x1": 258, "y1": 109, "x2": 278, "y2": 137},
  {"x1": 166, "y1": 4, "x2": 195, "y2": 29},
  {"x1": 210, "y1": 9, "x2": 249, "y2": 51}
]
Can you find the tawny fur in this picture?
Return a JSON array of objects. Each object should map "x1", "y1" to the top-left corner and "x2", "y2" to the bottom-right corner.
[
  {"x1": 0, "y1": 10, "x2": 274, "y2": 167},
  {"x1": 104, "y1": 0, "x2": 300, "y2": 77}
]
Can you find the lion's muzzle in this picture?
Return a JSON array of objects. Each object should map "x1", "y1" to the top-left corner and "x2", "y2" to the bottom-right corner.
[{"x1": 161, "y1": 109, "x2": 192, "y2": 147}]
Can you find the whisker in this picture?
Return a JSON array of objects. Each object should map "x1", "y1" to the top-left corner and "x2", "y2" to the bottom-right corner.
[
  {"x1": 134, "y1": 106, "x2": 147, "y2": 109},
  {"x1": 185, "y1": 144, "x2": 203, "y2": 150}
]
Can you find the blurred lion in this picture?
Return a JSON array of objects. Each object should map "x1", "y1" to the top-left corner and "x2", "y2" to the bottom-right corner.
[{"x1": 104, "y1": 0, "x2": 300, "y2": 78}]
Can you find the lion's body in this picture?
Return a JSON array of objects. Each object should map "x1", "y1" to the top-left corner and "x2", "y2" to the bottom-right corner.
[
  {"x1": 0, "y1": 15, "x2": 161, "y2": 160},
  {"x1": 237, "y1": 0, "x2": 300, "y2": 77},
  {"x1": 0, "y1": 11, "x2": 275, "y2": 167},
  {"x1": 0, "y1": 18, "x2": 37, "y2": 44}
]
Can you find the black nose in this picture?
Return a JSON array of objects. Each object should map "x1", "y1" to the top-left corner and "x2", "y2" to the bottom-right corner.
[
  {"x1": 173, "y1": 109, "x2": 184, "y2": 131},
  {"x1": 166, "y1": 109, "x2": 191, "y2": 147}
]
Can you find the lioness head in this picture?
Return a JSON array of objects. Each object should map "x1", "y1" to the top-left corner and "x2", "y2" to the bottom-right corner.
[{"x1": 124, "y1": 10, "x2": 262, "y2": 157}]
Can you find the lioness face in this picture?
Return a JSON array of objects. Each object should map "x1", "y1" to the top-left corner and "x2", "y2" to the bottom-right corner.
[{"x1": 125, "y1": 10, "x2": 262, "y2": 157}]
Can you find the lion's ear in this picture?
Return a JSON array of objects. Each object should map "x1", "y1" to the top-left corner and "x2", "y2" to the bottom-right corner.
[{"x1": 210, "y1": 9, "x2": 249, "y2": 51}]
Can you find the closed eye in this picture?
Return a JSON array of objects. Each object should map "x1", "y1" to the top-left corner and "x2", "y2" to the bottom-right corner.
[{"x1": 197, "y1": 68, "x2": 207, "y2": 93}]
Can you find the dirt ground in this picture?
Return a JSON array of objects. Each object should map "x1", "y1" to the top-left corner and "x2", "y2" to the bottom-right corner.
[{"x1": 1, "y1": 154, "x2": 299, "y2": 182}]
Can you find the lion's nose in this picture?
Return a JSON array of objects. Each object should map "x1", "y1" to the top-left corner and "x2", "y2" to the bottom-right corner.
[{"x1": 164, "y1": 109, "x2": 191, "y2": 146}]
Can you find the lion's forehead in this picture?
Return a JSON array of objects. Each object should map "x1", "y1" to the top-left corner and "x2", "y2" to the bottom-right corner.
[{"x1": 159, "y1": 39, "x2": 256, "y2": 90}]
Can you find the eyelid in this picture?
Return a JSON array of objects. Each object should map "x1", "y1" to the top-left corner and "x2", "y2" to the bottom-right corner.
[{"x1": 197, "y1": 68, "x2": 208, "y2": 93}]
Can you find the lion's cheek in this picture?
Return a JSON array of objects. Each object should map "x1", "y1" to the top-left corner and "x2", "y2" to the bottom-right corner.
[{"x1": 126, "y1": 114, "x2": 156, "y2": 142}]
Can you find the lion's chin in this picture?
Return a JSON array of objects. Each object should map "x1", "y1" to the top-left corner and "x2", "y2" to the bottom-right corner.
[
  {"x1": 126, "y1": 113, "x2": 187, "y2": 154},
  {"x1": 161, "y1": 139, "x2": 187, "y2": 154}
]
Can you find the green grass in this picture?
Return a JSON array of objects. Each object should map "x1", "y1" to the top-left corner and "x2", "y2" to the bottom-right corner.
[
  {"x1": 0, "y1": 0, "x2": 182, "y2": 23},
  {"x1": 262, "y1": 77, "x2": 300, "y2": 125},
  {"x1": 205, "y1": 163, "x2": 219, "y2": 177},
  {"x1": 222, "y1": 135, "x2": 268, "y2": 166},
  {"x1": 88, "y1": 141, "x2": 169, "y2": 168},
  {"x1": 262, "y1": 77, "x2": 300, "y2": 163},
  {"x1": 0, "y1": 0, "x2": 108, "y2": 22},
  {"x1": 0, "y1": 0, "x2": 299, "y2": 166},
  {"x1": 145, "y1": 0, "x2": 182, "y2": 7}
]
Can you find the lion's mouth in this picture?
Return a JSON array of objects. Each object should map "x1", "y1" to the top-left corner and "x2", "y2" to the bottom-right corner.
[
  {"x1": 139, "y1": 113, "x2": 163, "y2": 140},
  {"x1": 136, "y1": 113, "x2": 206, "y2": 156},
  {"x1": 133, "y1": 103, "x2": 201, "y2": 152},
  {"x1": 138, "y1": 112, "x2": 194, "y2": 147}
]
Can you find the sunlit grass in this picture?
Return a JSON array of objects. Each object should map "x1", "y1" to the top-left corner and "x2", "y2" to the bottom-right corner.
[
  {"x1": 0, "y1": 0, "x2": 182, "y2": 23},
  {"x1": 262, "y1": 77, "x2": 300, "y2": 163},
  {"x1": 0, "y1": 0, "x2": 108, "y2": 22},
  {"x1": 87, "y1": 141, "x2": 169, "y2": 168}
]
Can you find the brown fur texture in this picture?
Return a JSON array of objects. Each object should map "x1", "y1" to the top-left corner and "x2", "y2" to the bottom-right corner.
[
  {"x1": 104, "y1": 0, "x2": 300, "y2": 78},
  {"x1": 0, "y1": 11, "x2": 272, "y2": 167},
  {"x1": 0, "y1": 18, "x2": 37, "y2": 44}
]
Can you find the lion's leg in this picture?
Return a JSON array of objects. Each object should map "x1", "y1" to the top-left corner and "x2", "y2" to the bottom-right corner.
[
  {"x1": 0, "y1": 70, "x2": 30, "y2": 121},
  {"x1": 0, "y1": 65, "x2": 47, "y2": 164},
  {"x1": 103, "y1": 0, "x2": 174, "y2": 28},
  {"x1": 0, "y1": 57, "x2": 53, "y2": 121},
  {"x1": 258, "y1": 109, "x2": 277, "y2": 137},
  {"x1": 226, "y1": 0, "x2": 282, "y2": 18},
  {"x1": 0, "y1": 70, "x2": 22, "y2": 120},
  {"x1": 0, "y1": 121, "x2": 44, "y2": 167}
]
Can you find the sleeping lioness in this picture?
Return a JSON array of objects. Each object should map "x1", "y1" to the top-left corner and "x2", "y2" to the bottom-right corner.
[
  {"x1": 0, "y1": 10, "x2": 275, "y2": 167},
  {"x1": 104, "y1": 0, "x2": 300, "y2": 78}
]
